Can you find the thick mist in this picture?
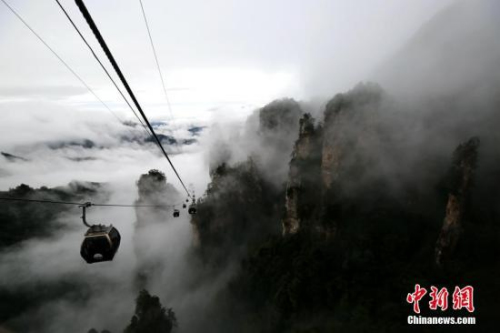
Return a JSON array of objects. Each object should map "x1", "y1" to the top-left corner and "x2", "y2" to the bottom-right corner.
[
  {"x1": 1, "y1": 0, "x2": 499, "y2": 332},
  {"x1": 0, "y1": 106, "x2": 210, "y2": 332}
]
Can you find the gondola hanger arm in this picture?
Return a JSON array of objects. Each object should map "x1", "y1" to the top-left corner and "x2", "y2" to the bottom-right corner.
[{"x1": 79, "y1": 202, "x2": 93, "y2": 227}]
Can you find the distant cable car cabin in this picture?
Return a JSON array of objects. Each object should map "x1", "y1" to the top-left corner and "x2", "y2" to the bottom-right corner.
[
  {"x1": 188, "y1": 194, "x2": 197, "y2": 214},
  {"x1": 173, "y1": 209, "x2": 180, "y2": 218},
  {"x1": 79, "y1": 202, "x2": 121, "y2": 264}
]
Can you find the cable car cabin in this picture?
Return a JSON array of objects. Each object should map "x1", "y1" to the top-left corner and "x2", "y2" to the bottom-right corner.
[
  {"x1": 173, "y1": 209, "x2": 180, "y2": 218},
  {"x1": 188, "y1": 205, "x2": 197, "y2": 215},
  {"x1": 80, "y1": 225, "x2": 121, "y2": 264}
]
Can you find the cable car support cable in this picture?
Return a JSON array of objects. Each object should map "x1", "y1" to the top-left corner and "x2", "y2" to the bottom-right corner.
[
  {"x1": 53, "y1": 0, "x2": 151, "y2": 136},
  {"x1": 138, "y1": 0, "x2": 174, "y2": 120},
  {"x1": 0, "y1": 196, "x2": 182, "y2": 208},
  {"x1": 0, "y1": 0, "x2": 124, "y2": 125},
  {"x1": 74, "y1": 0, "x2": 191, "y2": 198}
]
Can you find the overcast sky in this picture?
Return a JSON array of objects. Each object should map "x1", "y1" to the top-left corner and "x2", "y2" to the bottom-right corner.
[
  {"x1": 0, "y1": 0, "x2": 453, "y2": 122},
  {"x1": 0, "y1": 0, "x2": 457, "y2": 195}
]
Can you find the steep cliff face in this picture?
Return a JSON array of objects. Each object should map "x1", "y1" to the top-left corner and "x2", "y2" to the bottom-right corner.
[
  {"x1": 133, "y1": 169, "x2": 182, "y2": 288},
  {"x1": 191, "y1": 159, "x2": 283, "y2": 263},
  {"x1": 435, "y1": 137, "x2": 480, "y2": 265},
  {"x1": 196, "y1": 80, "x2": 500, "y2": 331},
  {"x1": 321, "y1": 83, "x2": 385, "y2": 189},
  {"x1": 191, "y1": 99, "x2": 301, "y2": 263},
  {"x1": 229, "y1": 88, "x2": 498, "y2": 331},
  {"x1": 259, "y1": 98, "x2": 302, "y2": 135},
  {"x1": 282, "y1": 83, "x2": 386, "y2": 236},
  {"x1": 282, "y1": 114, "x2": 323, "y2": 235},
  {"x1": 208, "y1": 98, "x2": 302, "y2": 187},
  {"x1": 134, "y1": 169, "x2": 181, "y2": 228},
  {"x1": 321, "y1": 83, "x2": 386, "y2": 237},
  {"x1": 256, "y1": 98, "x2": 303, "y2": 185}
]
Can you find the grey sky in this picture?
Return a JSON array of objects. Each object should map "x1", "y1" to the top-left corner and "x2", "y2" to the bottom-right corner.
[
  {"x1": 0, "y1": 0, "x2": 452, "y2": 121},
  {"x1": 0, "y1": 0, "x2": 456, "y2": 195}
]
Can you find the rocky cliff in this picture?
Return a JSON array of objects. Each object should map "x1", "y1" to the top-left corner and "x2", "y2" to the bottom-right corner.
[
  {"x1": 282, "y1": 83, "x2": 386, "y2": 237},
  {"x1": 435, "y1": 137, "x2": 480, "y2": 265},
  {"x1": 220, "y1": 75, "x2": 499, "y2": 331},
  {"x1": 133, "y1": 169, "x2": 182, "y2": 288},
  {"x1": 134, "y1": 169, "x2": 181, "y2": 228},
  {"x1": 282, "y1": 113, "x2": 323, "y2": 235},
  {"x1": 190, "y1": 99, "x2": 301, "y2": 264}
]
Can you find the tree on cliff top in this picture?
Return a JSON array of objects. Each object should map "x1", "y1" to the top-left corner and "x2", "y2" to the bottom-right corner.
[{"x1": 124, "y1": 289, "x2": 177, "y2": 333}]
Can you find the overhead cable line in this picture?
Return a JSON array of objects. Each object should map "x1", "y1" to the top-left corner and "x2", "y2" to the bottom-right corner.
[
  {"x1": 0, "y1": 0, "x2": 123, "y2": 124},
  {"x1": 138, "y1": 0, "x2": 174, "y2": 120},
  {"x1": 0, "y1": 197, "x2": 81, "y2": 206},
  {"x1": 53, "y1": 0, "x2": 151, "y2": 136},
  {"x1": 0, "y1": 196, "x2": 180, "y2": 208},
  {"x1": 74, "y1": 0, "x2": 191, "y2": 197}
]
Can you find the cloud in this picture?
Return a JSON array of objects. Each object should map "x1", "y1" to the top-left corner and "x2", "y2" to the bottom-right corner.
[
  {"x1": 0, "y1": 0, "x2": 451, "y2": 115},
  {"x1": 0, "y1": 85, "x2": 88, "y2": 100},
  {"x1": 374, "y1": 0, "x2": 500, "y2": 98},
  {"x1": 2, "y1": 1, "x2": 496, "y2": 332}
]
